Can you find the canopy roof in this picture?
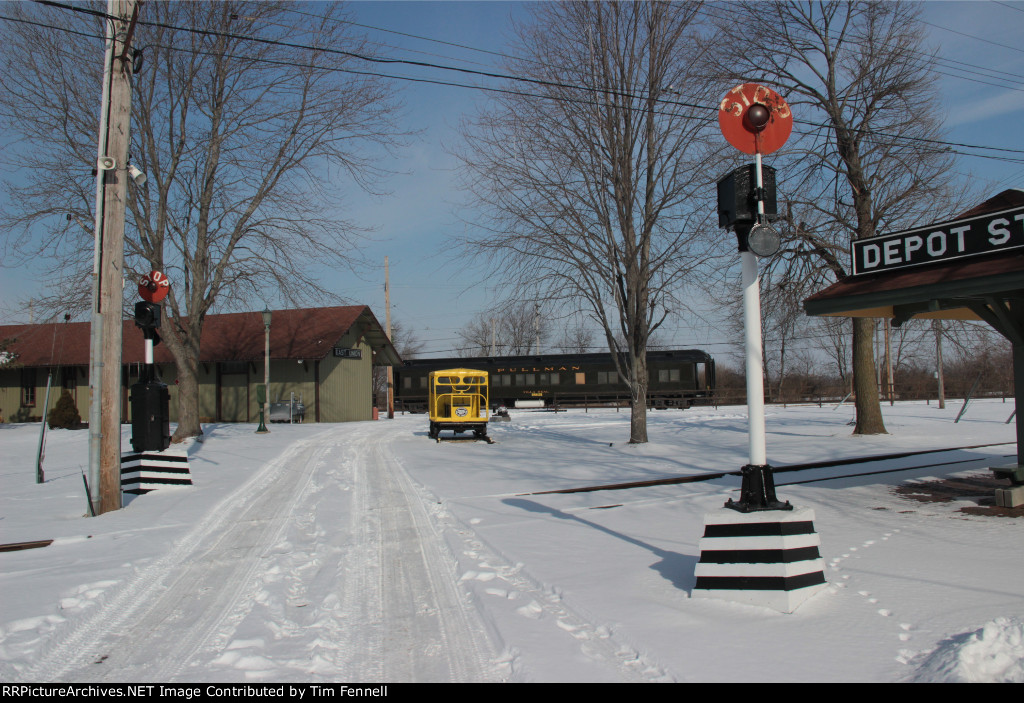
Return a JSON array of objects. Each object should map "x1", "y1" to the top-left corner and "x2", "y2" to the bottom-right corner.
[{"x1": 804, "y1": 190, "x2": 1024, "y2": 330}]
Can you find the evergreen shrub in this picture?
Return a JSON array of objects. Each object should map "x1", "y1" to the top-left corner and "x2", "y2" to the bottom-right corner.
[{"x1": 48, "y1": 390, "x2": 81, "y2": 429}]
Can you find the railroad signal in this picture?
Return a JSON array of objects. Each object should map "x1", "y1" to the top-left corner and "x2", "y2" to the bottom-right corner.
[
  {"x1": 747, "y1": 223, "x2": 781, "y2": 258},
  {"x1": 701, "y1": 84, "x2": 828, "y2": 613},
  {"x1": 716, "y1": 83, "x2": 794, "y2": 511},
  {"x1": 131, "y1": 273, "x2": 170, "y2": 453},
  {"x1": 718, "y1": 83, "x2": 793, "y2": 156},
  {"x1": 139, "y1": 270, "x2": 169, "y2": 303},
  {"x1": 134, "y1": 300, "x2": 161, "y2": 331},
  {"x1": 717, "y1": 85, "x2": 790, "y2": 259},
  {"x1": 717, "y1": 163, "x2": 778, "y2": 230}
]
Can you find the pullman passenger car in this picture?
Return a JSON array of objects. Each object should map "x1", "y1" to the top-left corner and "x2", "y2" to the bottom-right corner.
[{"x1": 395, "y1": 349, "x2": 714, "y2": 412}]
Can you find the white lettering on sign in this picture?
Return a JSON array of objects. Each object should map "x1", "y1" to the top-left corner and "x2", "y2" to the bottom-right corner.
[
  {"x1": 989, "y1": 218, "x2": 1011, "y2": 245},
  {"x1": 862, "y1": 243, "x2": 881, "y2": 270},
  {"x1": 904, "y1": 234, "x2": 923, "y2": 260},
  {"x1": 884, "y1": 239, "x2": 902, "y2": 265},
  {"x1": 952, "y1": 225, "x2": 969, "y2": 251},
  {"x1": 851, "y1": 205, "x2": 1024, "y2": 275}
]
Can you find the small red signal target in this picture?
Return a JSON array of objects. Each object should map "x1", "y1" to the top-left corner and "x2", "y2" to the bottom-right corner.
[
  {"x1": 139, "y1": 270, "x2": 169, "y2": 303},
  {"x1": 719, "y1": 83, "x2": 792, "y2": 155}
]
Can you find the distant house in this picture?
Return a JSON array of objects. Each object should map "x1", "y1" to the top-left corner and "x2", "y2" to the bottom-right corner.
[{"x1": 0, "y1": 305, "x2": 401, "y2": 424}]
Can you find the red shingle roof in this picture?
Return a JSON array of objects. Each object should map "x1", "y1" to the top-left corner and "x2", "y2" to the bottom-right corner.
[{"x1": 0, "y1": 305, "x2": 398, "y2": 368}]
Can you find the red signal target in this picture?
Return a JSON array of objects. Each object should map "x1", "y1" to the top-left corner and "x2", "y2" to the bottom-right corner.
[
  {"x1": 718, "y1": 83, "x2": 793, "y2": 155},
  {"x1": 139, "y1": 270, "x2": 170, "y2": 303}
]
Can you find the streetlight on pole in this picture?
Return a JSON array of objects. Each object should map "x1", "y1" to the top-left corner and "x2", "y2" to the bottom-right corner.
[{"x1": 257, "y1": 306, "x2": 271, "y2": 433}]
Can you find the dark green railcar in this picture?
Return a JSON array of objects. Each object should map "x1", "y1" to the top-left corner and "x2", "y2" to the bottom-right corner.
[{"x1": 395, "y1": 350, "x2": 715, "y2": 413}]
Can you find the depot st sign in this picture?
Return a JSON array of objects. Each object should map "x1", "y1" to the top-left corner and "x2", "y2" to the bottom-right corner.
[{"x1": 852, "y1": 206, "x2": 1024, "y2": 276}]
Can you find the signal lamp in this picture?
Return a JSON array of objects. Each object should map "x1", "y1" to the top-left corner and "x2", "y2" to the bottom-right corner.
[
  {"x1": 134, "y1": 301, "x2": 161, "y2": 330},
  {"x1": 747, "y1": 223, "x2": 781, "y2": 258},
  {"x1": 744, "y1": 104, "x2": 771, "y2": 132}
]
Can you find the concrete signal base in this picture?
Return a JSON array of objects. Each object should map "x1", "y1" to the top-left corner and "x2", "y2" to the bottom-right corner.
[
  {"x1": 990, "y1": 464, "x2": 1024, "y2": 508},
  {"x1": 995, "y1": 485, "x2": 1024, "y2": 508},
  {"x1": 121, "y1": 446, "x2": 192, "y2": 494},
  {"x1": 692, "y1": 506, "x2": 827, "y2": 613}
]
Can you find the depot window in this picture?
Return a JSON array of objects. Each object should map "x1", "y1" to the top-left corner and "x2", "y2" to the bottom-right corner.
[{"x1": 21, "y1": 368, "x2": 36, "y2": 407}]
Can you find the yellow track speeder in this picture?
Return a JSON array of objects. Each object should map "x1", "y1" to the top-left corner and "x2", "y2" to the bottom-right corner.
[{"x1": 427, "y1": 368, "x2": 490, "y2": 441}]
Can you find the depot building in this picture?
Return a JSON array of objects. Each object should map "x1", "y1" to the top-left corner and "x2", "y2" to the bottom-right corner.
[
  {"x1": 0, "y1": 305, "x2": 400, "y2": 425},
  {"x1": 805, "y1": 189, "x2": 1024, "y2": 505}
]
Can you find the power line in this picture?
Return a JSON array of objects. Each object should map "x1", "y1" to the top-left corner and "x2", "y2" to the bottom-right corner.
[
  {"x1": 921, "y1": 19, "x2": 1024, "y2": 55},
  {"x1": 27, "y1": 0, "x2": 1024, "y2": 163},
  {"x1": 993, "y1": 1, "x2": 1024, "y2": 14}
]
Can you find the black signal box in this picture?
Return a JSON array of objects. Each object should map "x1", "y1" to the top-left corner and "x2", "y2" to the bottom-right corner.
[
  {"x1": 134, "y1": 301, "x2": 161, "y2": 330},
  {"x1": 717, "y1": 164, "x2": 778, "y2": 230},
  {"x1": 130, "y1": 381, "x2": 171, "y2": 453}
]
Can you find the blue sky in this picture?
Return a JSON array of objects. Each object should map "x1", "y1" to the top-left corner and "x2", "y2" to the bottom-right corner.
[
  {"x1": 323, "y1": 0, "x2": 1024, "y2": 357},
  {"x1": 2, "y1": 1, "x2": 1023, "y2": 360}
]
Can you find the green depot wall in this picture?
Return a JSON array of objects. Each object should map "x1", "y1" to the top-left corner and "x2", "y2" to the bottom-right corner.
[
  {"x1": 0, "y1": 367, "x2": 89, "y2": 424},
  {"x1": 0, "y1": 334, "x2": 382, "y2": 427},
  {"x1": 248, "y1": 358, "x2": 317, "y2": 423},
  {"x1": 318, "y1": 334, "x2": 374, "y2": 423}
]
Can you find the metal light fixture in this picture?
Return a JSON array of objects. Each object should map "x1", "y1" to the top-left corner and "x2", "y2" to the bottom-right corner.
[
  {"x1": 747, "y1": 222, "x2": 781, "y2": 258},
  {"x1": 127, "y1": 163, "x2": 147, "y2": 186}
]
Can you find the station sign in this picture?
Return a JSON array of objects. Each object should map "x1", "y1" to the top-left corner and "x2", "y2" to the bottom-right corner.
[
  {"x1": 333, "y1": 347, "x2": 362, "y2": 359},
  {"x1": 852, "y1": 205, "x2": 1024, "y2": 276}
]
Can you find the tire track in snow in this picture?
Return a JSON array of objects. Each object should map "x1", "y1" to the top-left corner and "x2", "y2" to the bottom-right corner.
[
  {"x1": 196, "y1": 425, "x2": 387, "y2": 681},
  {"x1": 20, "y1": 429, "x2": 337, "y2": 683},
  {"x1": 367, "y1": 429, "x2": 501, "y2": 681},
  {"x1": 28, "y1": 423, "x2": 501, "y2": 683}
]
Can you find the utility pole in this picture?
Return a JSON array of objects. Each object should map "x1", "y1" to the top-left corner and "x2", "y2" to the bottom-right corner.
[
  {"x1": 935, "y1": 319, "x2": 946, "y2": 409},
  {"x1": 534, "y1": 302, "x2": 540, "y2": 355},
  {"x1": 884, "y1": 318, "x2": 894, "y2": 405},
  {"x1": 91, "y1": 0, "x2": 140, "y2": 515},
  {"x1": 385, "y1": 256, "x2": 394, "y2": 419}
]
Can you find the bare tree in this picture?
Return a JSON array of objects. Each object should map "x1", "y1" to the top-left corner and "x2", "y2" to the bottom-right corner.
[
  {"x1": 373, "y1": 318, "x2": 423, "y2": 401},
  {"x1": 0, "y1": 1, "x2": 404, "y2": 439},
  {"x1": 713, "y1": 1, "x2": 964, "y2": 434},
  {"x1": 389, "y1": 319, "x2": 425, "y2": 361},
  {"x1": 761, "y1": 279, "x2": 813, "y2": 402},
  {"x1": 457, "y1": 302, "x2": 551, "y2": 357},
  {"x1": 554, "y1": 324, "x2": 597, "y2": 354},
  {"x1": 456, "y1": 1, "x2": 717, "y2": 443}
]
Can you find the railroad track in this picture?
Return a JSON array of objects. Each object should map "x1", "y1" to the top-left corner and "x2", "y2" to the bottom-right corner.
[{"x1": 524, "y1": 442, "x2": 1016, "y2": 496}]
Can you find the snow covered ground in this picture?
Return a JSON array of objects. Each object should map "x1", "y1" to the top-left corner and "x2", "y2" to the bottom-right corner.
[{"x1": 1, "y1": 399, "x2": 1022, "y2": 683}]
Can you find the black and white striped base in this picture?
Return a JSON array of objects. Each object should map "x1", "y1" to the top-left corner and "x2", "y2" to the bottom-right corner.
[
  {"x1": 121, "y1": 447, "x2": 192, "y2": 494},
  {"x1": 691, "y1": 506, "x2": 827, "y2": 613}
]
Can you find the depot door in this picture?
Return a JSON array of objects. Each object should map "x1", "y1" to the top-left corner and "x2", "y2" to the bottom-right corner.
[{"x1": 219, "y1": 364, "x2": 249, "y2": 422}]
